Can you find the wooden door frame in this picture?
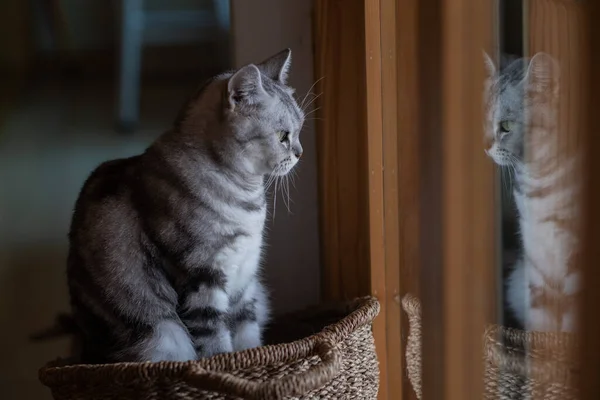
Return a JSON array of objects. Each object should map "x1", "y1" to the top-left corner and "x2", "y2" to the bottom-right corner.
[
  {"x1": 582, "y1": 1, "x2": 600, "y2": 398},
  {"x1": 314, "y1": 0, "x2": 496, "y2": 399},
  {"x1": 313, "y1": 0, "x2": 392, "y2": 398}
]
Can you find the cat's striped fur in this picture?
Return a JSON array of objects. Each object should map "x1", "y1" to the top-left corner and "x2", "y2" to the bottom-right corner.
[
  {"x1": 67, "y1": 49, "x2": 305, "y2": 362},
  {"x1": 484, "y1": 52, "x2": 580, "y2": 332}
]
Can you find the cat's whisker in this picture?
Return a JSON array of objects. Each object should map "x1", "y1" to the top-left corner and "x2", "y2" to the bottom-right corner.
[
  {"x1": 290, "y1": 169, "x2": 298, "y2": 189},
  {"x1": 300, "y1": 92, "x2": 316, "y2": 110},
  {"x1": 272, "y1": 177, "x2": 279, "y2": 222},
  {"x1": 264, "y1": 172, "x2": 277, "y2": 192},
  {"x1": 509, "y1": 164, "x2": 517, "y2": 190},
  {"x1": 504, "y1": 168, "x2": 511, "y2": 194},
  {"x1": 283, "y1": 175, "x2": 292, "y2": 214},
  {"x1": 300, "y1": 77, "x2": 325, "y2": 109},
  {"x1": 302, "y1": 92, "x2": 322, "y2": 113},
  {"x1": 280, "y1": 174, "x2": 287, "y2": 210},
  {"x1": 304, "y1": 107, "x2": 321, "y2": 118},
  {"x1": 501, "y1": 168, "x2": 510, "y2": 199},
  {"x1": 288, "y1": 177, "x2": 295, "y2": 208},
  {"x1": 267, "y1": 173, "x2": 278, "y2": 190},
  {"x1": 282, "y1": 180, "x2": 289, "y2": 213}
]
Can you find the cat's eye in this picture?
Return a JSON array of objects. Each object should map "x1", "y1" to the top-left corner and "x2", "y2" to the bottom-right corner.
[
  {"x1": 277, "y1": 131, "x2": 289, "y2": 143},
  {"x1": 499, "y1": 121, "x2": 513, "y2": 133}
]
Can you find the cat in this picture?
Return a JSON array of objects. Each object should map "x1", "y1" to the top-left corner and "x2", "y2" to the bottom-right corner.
[
  {"x1": 484, "y1": 52, "x2": 580, "y2": 332},
  {"x1": 67, "y1": 48, "x2": 305, "y2": 363}
]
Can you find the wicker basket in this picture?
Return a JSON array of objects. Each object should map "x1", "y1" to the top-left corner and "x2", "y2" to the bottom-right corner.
[
  {"x1": 39, "y1": 297, "x2": 380, "y2": 400},
  {"x1": 402, "y1": 294, "x2": 579, "y2": 400}
]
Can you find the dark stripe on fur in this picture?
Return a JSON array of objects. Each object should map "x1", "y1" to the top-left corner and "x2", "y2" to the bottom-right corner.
[
  {"x1": 183, "y1": 268, "x2": 227, "y2": 292},
  {"x1": 188, "y1": 326, "x2": 217, "y2": 337},
  {"x1": 228, "y1": 300, "x2": 258, "y2": 329},
  {"x1": 181, "y1": 306, "x2": 223, "y2": 321}
]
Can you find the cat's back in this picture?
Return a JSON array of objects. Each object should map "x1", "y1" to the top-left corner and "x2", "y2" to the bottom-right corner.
[
  {"x1": 78, "y1": 156, "x2": 138, "y2": 202},
  {"x1": 69, "y1": 156, "x2": 142, "y2": 249}
]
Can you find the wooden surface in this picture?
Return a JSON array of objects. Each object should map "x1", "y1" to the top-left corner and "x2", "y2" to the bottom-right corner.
[
  {"x1": 380, "y1": 0, "x2": 403, "y2": 398},
  {"x1": 394, "y1": 0, "x2": 421, "y2": 399},
  {"x1": 416, "y1": 0, "x2": 444, "y2": 397},
  {"x1": 418, "y1": 0, "x2": 497, "y2": 399},
  {"x1": 314, "y1": 1, "x2": 416, "y2": 398},
  {"x1": 363, "y1": 1, "x2": 389, "y2": 399},
  {"x1": 581, "y1": 2, "x2": 600, "y2": 399},
  {"x1": 441, "y1": 0, "x2": 496, "y2": 398},
  {"x1": 314, "y1": 0, "x2": 371, "y2": 303}
]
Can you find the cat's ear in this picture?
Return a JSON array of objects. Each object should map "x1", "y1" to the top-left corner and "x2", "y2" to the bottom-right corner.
[
  {"x1": 227, "y1": 64, "x2": 267, "y2": 109},
  {"x1": 525, "y1": 52, "x2": 560, "y2": 96},
  {"x1": 257, "y1": 48, "x2": 292, "y2": 84},
  {"x1": 483, "y1": 51, "x2": 496, "y2": 78}
]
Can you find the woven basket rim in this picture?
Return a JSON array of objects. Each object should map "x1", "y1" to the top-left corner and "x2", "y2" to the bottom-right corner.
[
  {"x1": 484, "y1": 324, "x2": 580, "y2": 385},
  {"x1": 39, "y1": 296, "x2": 380, "y2": 386},
  {"x1": 402, "y1": 293, "x2": 580, "y2": 394},
  {"x1": 484, "y1": 324, "x2": 577, "y2": 348},
  {"x1": 403, "y1": 293, "x2": 577, "y2": 342}
]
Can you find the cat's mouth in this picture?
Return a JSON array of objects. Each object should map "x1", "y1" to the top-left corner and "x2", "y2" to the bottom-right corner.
[
  {"x1": 485, "y1": 147, "x2": 515, "y2": 167},
  {"x1": 272, "y1": 158, "x2": 297, "y2": 176}
]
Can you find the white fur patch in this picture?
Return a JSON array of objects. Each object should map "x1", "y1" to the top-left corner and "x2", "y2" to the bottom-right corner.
[
  {"x1": 186, "y1": 286, "x2": 229, "y2": 312},
  {"x1": 233, "y1": 321, "x2": 262, "y2": 352},
  {"x1": 198, "y1": 329, "x2": 233, "y2": 358},
  {"x1": 142, "y1": 320, "x2": 196, "y2": 362}
]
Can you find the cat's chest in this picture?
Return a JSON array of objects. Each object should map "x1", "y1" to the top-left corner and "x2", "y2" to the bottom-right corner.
[{"x1": 213, "y1": 215, "x2": 266, "y2": 293}]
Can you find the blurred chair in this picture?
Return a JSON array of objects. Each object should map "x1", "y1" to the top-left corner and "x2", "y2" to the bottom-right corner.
[{"x1": 117, "y1": 0, "x2": 230, "y2": 132}]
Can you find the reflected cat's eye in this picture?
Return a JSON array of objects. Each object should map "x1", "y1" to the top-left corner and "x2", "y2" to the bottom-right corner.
[
  {"x1": 277, "y1": 131, "x2": 289, "y2": 143},
  {"x1": 500, "y1": 121, "x2": 513, "y2": 133}
]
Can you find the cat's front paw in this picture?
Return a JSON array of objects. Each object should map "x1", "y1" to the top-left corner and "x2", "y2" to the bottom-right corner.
[
  {"x1": 196, "y1": 331, "x2": 234, "y2": 358},
  {"x1": 232, "y1": 321, "x2": 263, "y2": 352}
]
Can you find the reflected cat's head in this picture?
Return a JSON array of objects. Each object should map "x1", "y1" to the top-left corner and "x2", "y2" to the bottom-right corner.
[{"x1": 483, "y1": 52, "x2": 559, "y2": 168}]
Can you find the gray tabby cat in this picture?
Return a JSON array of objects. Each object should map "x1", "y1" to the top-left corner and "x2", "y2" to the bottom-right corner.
[
  {"x1": 67, "y1": 49, "x2": 305, "y2": 363},
  {"x1": 484, "y1": 52, "x2": 580, "y2": 332}
]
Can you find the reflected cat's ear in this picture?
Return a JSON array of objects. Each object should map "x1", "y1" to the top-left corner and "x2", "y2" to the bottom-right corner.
[
  {"x1": 483, "y1": 51, "x2": 496, "y2": 78},
  {"x1": 227, "y1": 64, "x2": 266, "y2": 109},
  {"x1": 257, "y1": 48, "x2": 292, "y2": 84},
  {"x1": 525, "y1": 52, "x2": 560, "y2": 96}
]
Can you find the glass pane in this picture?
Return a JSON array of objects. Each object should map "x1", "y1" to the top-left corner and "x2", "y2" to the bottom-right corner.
[
  {"x1": 483, "y1": 0, "x2": 585, "y2": 398},
  {"x1": 397, "y1": 0, "x2": 586, "y2": 398}
]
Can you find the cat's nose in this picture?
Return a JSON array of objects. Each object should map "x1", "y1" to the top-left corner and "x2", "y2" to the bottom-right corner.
[{"x1": 293, "y1": 144, "x2": 303, "y2": 159}]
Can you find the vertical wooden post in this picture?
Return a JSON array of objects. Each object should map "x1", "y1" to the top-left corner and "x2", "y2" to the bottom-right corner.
[
  {"x1": 395, "y1": 0, "x2": 421, "y2": 398},
  {"x1": 418, "y1": 0, "x2": 497, "y2": 399},
  {"x1": 314, "y1": 1, "x2": 388, "y2": 397},
  {"x1": 314, "y1": 0, "x2": 371, "y2": 302},
  {"x1": 581, "y1": 1, "x2": 600, "y2": 398}
]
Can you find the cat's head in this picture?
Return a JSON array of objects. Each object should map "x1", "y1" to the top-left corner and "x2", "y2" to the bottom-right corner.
[
  {"x1": 207, "y1": 49, "x2": 305, "y2": 178},
  {"x1": 483, "y1": 52, "x2": 559, "y2": 168},
  {"x1": 177, "y1": 49, "x2": 304, "y2": 177}
]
